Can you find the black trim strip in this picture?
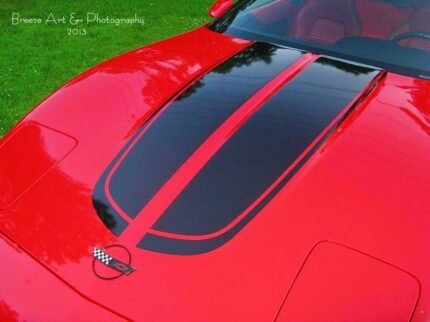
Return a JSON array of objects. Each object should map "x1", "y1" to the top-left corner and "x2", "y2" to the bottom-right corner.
[
  {"x1": 140, "y1": 58, "x2": 380, "y2": 254},
  {"x1": 93, "y1": 43, "x2": 303, "y2": 235}
]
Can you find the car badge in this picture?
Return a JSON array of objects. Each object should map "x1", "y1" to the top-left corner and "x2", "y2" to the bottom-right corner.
[{"x1": 92, "y1": 244, "x2": 135, "y2": 280}]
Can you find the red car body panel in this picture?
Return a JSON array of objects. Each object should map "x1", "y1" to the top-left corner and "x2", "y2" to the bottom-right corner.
[
  {"x1": 1, "y1": 22, "x2": 430, "y2": 321},
  {"x1": 0, "y1": 235, "x2": 127, "y2": 321}
]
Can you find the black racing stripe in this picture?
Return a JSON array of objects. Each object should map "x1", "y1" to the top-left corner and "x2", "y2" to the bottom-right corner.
[
  {"x1": 92, "y1": 43, "x2": 302, "y2": 233},
  {"x1": 138, "y1": 123, "x2": 336, "y2": 255},
  {"x1": 93, "y1": 197, "x2": 128, "y2": 237},
  {"x1": 92, "y1": 127, "x2": 145, "y2": 236},
  {"x1": 106, "y1": 43, "x2": 303, "y2": 219},
  {"x1": 140, "y1": 62, "x2": 381, "y2": 255},
  {"x1": 150, "y1": 58, "x2": 379, "y2": 236}
]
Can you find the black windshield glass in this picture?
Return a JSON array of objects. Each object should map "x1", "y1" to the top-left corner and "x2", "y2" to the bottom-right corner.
[{"x1": 210, "y1": 0, "x2": 430, "y2": 79}]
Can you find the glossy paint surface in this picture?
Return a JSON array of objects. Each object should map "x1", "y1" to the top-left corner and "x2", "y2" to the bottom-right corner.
[
  {"x1": 0, "y1": 123, "x2": 76, "y2": 209},
  {"x1": 276, "y1": 241, "x2": 420, "y2": 321},
  {"x1": 209, "y1": 0, "x2": 234, "y2": 19},
  {"x1": 1, "y1": 25, "x2": 430, "y2": 321},
  {"x1": 93, "y1": 43, "x2": 302, "y2": 236},
  {"x1": 143, "y1": 58, "x2": 378, "y2": 255},
  {"x1": 0, "y1": 233, "x2": 126, "y2": 321}
]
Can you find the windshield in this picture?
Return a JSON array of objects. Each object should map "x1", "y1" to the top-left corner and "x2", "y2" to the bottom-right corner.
[{"x1": 209, "y1": 0, "x2": 430, "y2": 79}]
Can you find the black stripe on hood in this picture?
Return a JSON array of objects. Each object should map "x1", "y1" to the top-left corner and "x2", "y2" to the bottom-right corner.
[
  {"x1": 140, "y1": 58, "x2": 380, "y2": 255},
  {"x1": 93, "y1": 43, "x2": 303, "y2": 236}
]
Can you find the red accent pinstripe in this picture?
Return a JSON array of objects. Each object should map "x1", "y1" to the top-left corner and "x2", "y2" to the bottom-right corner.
[
  {"x1": 121, "y1": 53, "x2": 319, "y2": 246},
  {"x1": 147, "y1": 69, "x2": 386, "y2": 241}
]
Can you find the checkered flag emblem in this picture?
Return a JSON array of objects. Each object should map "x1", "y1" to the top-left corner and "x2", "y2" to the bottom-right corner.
[
  {"x1": 92, "y1": 246, "x2": 136, "y2": 275},
  {"x1": 93, "y1": 247, "x2": 113, "y2": 265}
]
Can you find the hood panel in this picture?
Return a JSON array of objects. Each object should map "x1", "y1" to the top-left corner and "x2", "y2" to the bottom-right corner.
[
  {"x1": 93, "y1": 43, "x2": 303, "y2": 236},
  {"x1": 141, "y1": 58, "x2": 379, "y2": 255},
  {"x1": 0, "y1": 235, "x2": 126, "y2": 321},
  {"x1": 1, "y1": 27, "x2": 430, "y2": 321}
]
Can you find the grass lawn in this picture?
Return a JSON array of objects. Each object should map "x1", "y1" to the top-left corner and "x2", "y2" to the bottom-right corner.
[{"x1": 0, "y1": 0, "x2": 216, "y2": 136}]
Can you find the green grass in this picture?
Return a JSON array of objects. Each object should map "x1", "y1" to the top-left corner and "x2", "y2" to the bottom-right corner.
[{"x1": 0, "y1": 0, "x2": 216, "y2": 136}]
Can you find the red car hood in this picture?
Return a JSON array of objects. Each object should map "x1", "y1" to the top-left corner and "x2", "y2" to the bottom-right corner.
[{"x1": 1, "y1": 27, "x2": 430, "y2": 321}]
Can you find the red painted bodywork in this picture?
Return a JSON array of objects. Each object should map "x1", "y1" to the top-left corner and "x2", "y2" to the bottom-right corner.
[
  {"x1": 209, "y1": 0, "x2": 234, "y2": 19},
  {"x1": 277, "y1": 241, "x2": 420, "y2": 320},
  {"x1": 1, "y1": 23, "x2": 430, "y2": 322},
  {"x1": 0, "y1": 124, "x2": 77, "y2": 210}
]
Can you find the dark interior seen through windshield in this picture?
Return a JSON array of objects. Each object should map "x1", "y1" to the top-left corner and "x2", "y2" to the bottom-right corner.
[{"x1": 209, "y1": 0, "x2": 430, "y2": 79}]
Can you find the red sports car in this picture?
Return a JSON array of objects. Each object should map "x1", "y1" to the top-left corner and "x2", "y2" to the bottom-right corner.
[{"x1": 1, "y1": 0, "x2": 430, "y2": 320}]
